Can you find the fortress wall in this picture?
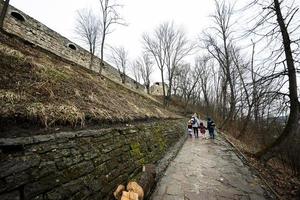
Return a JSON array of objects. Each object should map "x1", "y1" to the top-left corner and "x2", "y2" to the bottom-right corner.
[
  {"x1": 0, "y1": 119, "x2": 186, "y2": 200},
  {"x1": 1, "y1": 2, "x2": 144, "y2": 91}
]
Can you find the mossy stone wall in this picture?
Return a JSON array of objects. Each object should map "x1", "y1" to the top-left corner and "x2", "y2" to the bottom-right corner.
[{"x1": 0, "y1": 119, "x2": 186, "y2": 200}]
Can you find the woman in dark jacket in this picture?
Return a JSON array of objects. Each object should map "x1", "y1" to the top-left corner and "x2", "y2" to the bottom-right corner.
[{"x1": 207, "y1": 117, "x2": 215, "y2": 139}]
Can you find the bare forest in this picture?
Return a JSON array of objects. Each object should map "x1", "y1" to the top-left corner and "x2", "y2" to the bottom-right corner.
[
  {"x1": 139, "y1": 0, "x2": 300, "y2": 196},
  {"x1": 73, "y1": 0, "x2": 300, "y2": 179}
]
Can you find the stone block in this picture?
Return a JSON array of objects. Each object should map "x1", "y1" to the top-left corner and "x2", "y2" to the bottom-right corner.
[
  {"x1": 83, "y1": 151, "x2": 98, "y2": 160},
  {"x1": 94, "y1": 163, "x2": 107, "y2": 176},
  {"x1": 82, "y1": 175, "x2": 102, "y2": 192},
  {"x1": 3, "y1": 170, "x2": 31, "y2": 192},
  {"x1": 0, "y1": 138, "x2": 33, "y2": 147},
  {"x1": 0, "y1": 155, "x2": 40, "y2": 178},
  {"x1": 24, "y1": 172, "x2": 63, "y2": 199},
  {"x1": 46, "y1": 178, "x2": 86, "y2": 200},
  {"x1": 32, "y1": 134, "x2": 55, "y2": 143},
  {"x1": 0, "y1": 190, "x2": 20, "y2": 200},
  {"x1": 34, "y1": 142, "x2": 58, "y2": 154},
  {"x1": 70, "y1": 188, "x2": 92, "y2": 200},
  {"x1": 31, "y1": 161, "x2": 57, "y2": 178},
  {"x1": 55, "y1": 155, "x2": 83, "y2": 170},
  {"x1": 62, "y1": 161, "x2": 95, "y2": 180}
]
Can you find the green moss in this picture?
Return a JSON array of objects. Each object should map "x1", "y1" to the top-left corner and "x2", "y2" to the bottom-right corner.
[
  {"x1": 138, "y1": 158, "x2": 146, "y2": 165},
  {"x1": 130, "y1": 143, "x2": 143, "y2": 159},
  {"x1": 153, "y1": 125, "x2": 167, "y2": 152}
]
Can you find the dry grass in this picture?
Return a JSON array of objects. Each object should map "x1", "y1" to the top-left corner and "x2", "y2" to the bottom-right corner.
[{"x1": 0, "y1": 32, "x2": 179, "y2": 135}]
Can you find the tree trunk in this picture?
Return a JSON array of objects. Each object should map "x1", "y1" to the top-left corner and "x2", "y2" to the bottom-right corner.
[
  {"x1": 146, "y1": 84, "x2": 150, "y2": 94},
  {"x1": 99, "y1": 32, "x2": 106, "y2": 76},
  {"x1": 121, "y1": 73, "x2": 125, "y2": 84},
  {"x1": 160, "y1": 69, "x2": 167, "y2": 106},
  {"x1": 0, "y1": 0, "x2": 10, "y2": 29},
  {"x1": 89, "y1": 52, "x2": 94, "y2": 70},
  {"x1": 256, "y1": 0, "x2": 300, "y2": 164},
  {"x1": 166, "y1": 79, "x2": 172, "y2": 106}
]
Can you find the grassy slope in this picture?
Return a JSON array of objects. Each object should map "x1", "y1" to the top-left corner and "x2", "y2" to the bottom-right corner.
[{"x1": 0, "y1": 31, "x2": 179, "y2": 136}]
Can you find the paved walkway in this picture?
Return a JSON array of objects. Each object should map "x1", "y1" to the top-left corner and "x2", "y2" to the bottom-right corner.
[{"x1": 150, "y1": 134, "x2": 271, "y2": 200}]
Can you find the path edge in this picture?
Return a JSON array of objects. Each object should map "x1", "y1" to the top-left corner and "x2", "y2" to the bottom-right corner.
[
  {"x1": 147, "y1": 134, "x2": 188, "y2": 199},
  {"x1": 218, "y1": 131, "x2": 280, "y2": 200}
]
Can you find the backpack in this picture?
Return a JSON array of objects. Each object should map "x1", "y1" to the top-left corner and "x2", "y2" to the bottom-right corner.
[
  {"x1": 211, "y1": 121, "x2": 215, "y2": 127},
  {"x1": 191, "y1": 117, "x2": 196, "y2": 125},
  {"x1": 208, "y1": 120, "x2": 215, "y2": 129}
]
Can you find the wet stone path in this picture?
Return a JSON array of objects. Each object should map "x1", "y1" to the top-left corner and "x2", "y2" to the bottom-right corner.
[{"x1": 150, "y1": 135, "x2": 271, "y2": 200}]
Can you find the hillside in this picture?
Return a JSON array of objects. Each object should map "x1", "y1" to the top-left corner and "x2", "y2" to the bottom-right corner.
[{"x1": 0, "y1": 31, "x2": 179, "y2": 137}]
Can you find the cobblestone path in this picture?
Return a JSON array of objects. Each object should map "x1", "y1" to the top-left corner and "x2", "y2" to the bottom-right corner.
[{"x1": 150, "y1": 135, "x2": 272, "y2": 200}]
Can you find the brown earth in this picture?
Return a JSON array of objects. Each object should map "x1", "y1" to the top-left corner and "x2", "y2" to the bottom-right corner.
[{"x1": 0, "y1": 31, "x2": 180, "y2": 138}]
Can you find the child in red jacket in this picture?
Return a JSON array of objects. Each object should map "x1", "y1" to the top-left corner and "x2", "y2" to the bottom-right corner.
[{"x1": 199, "y1": 122, "x2": 207, "y2": 138}]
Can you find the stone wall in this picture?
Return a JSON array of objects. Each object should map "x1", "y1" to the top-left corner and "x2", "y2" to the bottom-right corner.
[
  {"x1": 150, "y1": 82, "x2": 169, "y2": 96},
  {"x1": 0, "y1": 2, "x2": 144, "y2": 91},
  {"x1": 0, "y1": 119, "x2": 186, "y2": 200}
]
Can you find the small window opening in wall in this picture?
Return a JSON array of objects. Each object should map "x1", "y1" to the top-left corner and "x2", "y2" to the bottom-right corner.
[
  {"x1": 67, "y1": 43, "x2": 77, "y2": 51},
  {"x1": 155, "y1": 82, "x2": 159, "y2": 86},
  {"x1": 11, "y1": 11, "x2": 25, "y2": 22}
]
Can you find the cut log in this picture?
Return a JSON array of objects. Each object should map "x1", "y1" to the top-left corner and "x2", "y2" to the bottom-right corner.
[
  {"x1": 120, "y1": 191, "x2": 139, "y2": 200},
  {"x1": 138, "y1": 164, "x2": 156, "y2": 197},
  {"x1": 127, "y1": 181, "x2": 144, "y2": 200},
  {"x1": 113, "y1": 164, "x2": 156, "y2": 200},
  {"x1": 113, "y1": 184, "x2": 126, "y2": 200}
]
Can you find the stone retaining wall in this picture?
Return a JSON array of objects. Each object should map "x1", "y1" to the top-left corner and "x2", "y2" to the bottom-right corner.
[
  {"x1": 0, "y1": 119, "x2": 186, "y2": 200},
  {"x1": 0, "y1": 2, "x2": 144, "y2": 91}
]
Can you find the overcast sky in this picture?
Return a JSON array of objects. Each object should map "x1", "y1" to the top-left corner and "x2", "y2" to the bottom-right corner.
[
  {"x1": 9, "y1": 0, "x2": 216, "y2": 82},
  {"x1": 9, "y1": 0, "x2": 300, "y2": 87}
]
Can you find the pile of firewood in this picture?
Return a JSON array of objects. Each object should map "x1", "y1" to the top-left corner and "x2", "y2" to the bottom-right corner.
[{"x1": 113, "y1": 164, "x2": 156, "y2": 200}]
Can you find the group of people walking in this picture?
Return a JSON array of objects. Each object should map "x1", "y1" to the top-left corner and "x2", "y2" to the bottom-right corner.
[{"x1": 187, "y1": 113, "x2": 216, "y2": 139}]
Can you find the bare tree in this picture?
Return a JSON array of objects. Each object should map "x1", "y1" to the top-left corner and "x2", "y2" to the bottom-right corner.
[
  {"x1": 176, "y1": 63, "x2": 201, "y2": 113},
  {"x1": 195, "y1": 55, "x2": 213, "y2": 115},
  {"x1": 143, "y1": 22, "x2": 194, "y2": 105},
  {"x1": 0, "y1": 0, "x2": 10, "y2": 29},
  {"x1": 137, "y1": 53, "x2": 154, "y2": 94},
  {"x1": 172, "y1": 67, "x2": 182, "y2": 96},
  {"x1": 110, "y1": 46, "x2": 128, "y2": 84},
  {"x1": 143, "y1": 27, "x2": 167, "y2": 104},
  {"x1": 75, "y1": 8, "x2": 100, "y2": 69},
  {"x1": 131, "y1": 60, "x2": 141, "y2": 89},
  {"x1": 246, "y1": 0, "x2": 300, "y2": 163},
  {"x1": 98, "y1": 0, "x2": 125, "y2": 76},
  {"x1": 202, "y1": 0, "x2": 236, "y2": 126},
  {"x1": 163, "y1": 22, "x2": 195, "y2": 105}
]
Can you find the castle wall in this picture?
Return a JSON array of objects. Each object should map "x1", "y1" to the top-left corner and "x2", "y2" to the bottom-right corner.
[
  {"x1": 0, "y1": 119, "x2": 186, "y2": 200},
  {"x1": 150, "y1": 82, "x2": 169, "y2": 96},
  {"x1": 0, "y1": 2, "x2": 144, "y2": 91}
]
